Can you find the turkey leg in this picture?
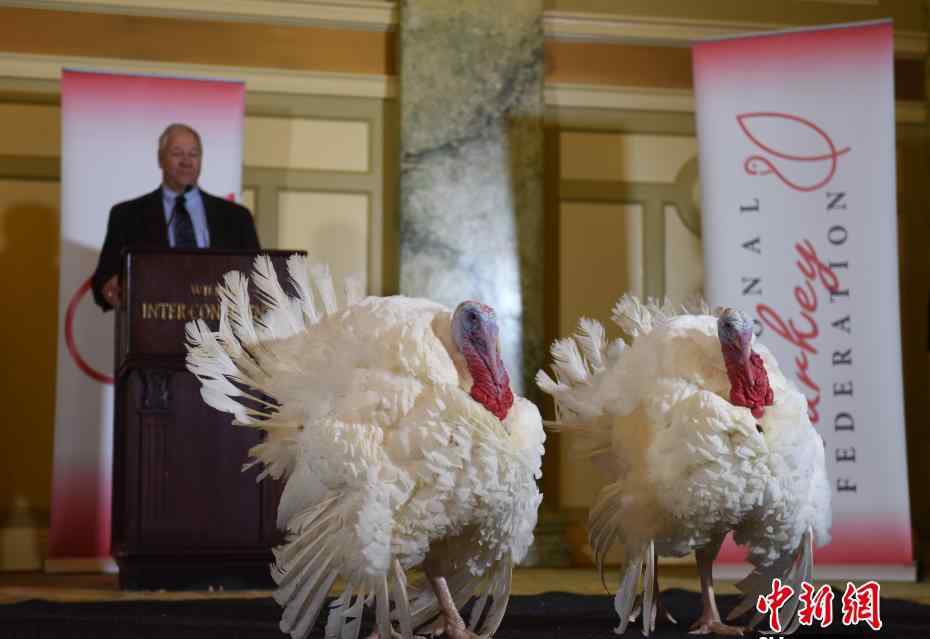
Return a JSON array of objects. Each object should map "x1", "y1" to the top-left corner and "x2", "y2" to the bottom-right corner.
[
  {"x1": 421, "y1": 566, "x2": 480, "y2": 639},
  {"x1": 689, "y1": 545, "x2": 744, "y2": 636}
]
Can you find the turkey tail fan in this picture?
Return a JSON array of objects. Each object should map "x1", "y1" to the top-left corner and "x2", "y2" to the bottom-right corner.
[
  {"x1": 549, "y1": 337, "x2": 589, "y2": 385},
  {"x1": 535, "y1": 324, "x2": 612, "y2": 422},
  {"x1": 727, "y1": 526, "x2": 814, "y2": 635},
  {"x1": 612, "y1": 546, "x2": 646, "y2": 636},
  {"x1": 574, "y1": 317, "x2": 607, "y2": 374},
  {"x1": 184, "y1": 319, "x2": 253, "y2": 421},
  {"x1": 534, "y1": 370, "x2": 565, "y2": 406},
  {"x1": 642, "y1": 540, "x2": 656, "y2": 636},
  {"x1": 283, "y1": 255, "x2": 365, "y2": 324},
  {"x1": 374, "y1": 576, "x2": 392, "y2": 639},
  {"x1": 467, "y1": 575, "x2": 493, "y2": 633},
  {"x1": 323, "y1": 584, "x2": 366, "y2": 639},
  {"x1": 390, "y1": 559, "x2": 414, "y2": 639},
  {"x1": 588, "y1": 482, "x2": 626, "y2": 591},
  {"x1": 405, "y1": 579, "x2": 440, "y2": 632},
  {"x1": 771, "y1": 526, "x2": 813, "y2": 636},
  {"x1": 244, "y1": 429, "x2": 299, "y2": 482},
  {"x1": 217, "y1": 270, "x2": 260, "y2": 348},
  {"x1": 726, "y1": 553, "x2": 793, "y2": 628},
  {"x1": 534, "y1": 371, "x2": 585, "y2": 424},
  {"x1": 215, "y1": 286, "x2": 272, "y2": 388},
  {"x1": 611, "y1": 294, "x2": 654, "y2": 337},
  {"x1": 185, "y1": 319, "x2": 279, "y2": 425},
  {"x1": 310, "y1": 262, "x2": 339, "y2": 316},
  {"x1": 286, "y1": 255, "x2": 321, "y2": 326},
  {"x1": 475, "y1": 559, "x2": 513, "y2": 637},
  {"x1": 680, "y1": 293, "x2": 711, "y2": 316},
  {"x1": 272, "y1": 494, "x2": 355, "y2": 639},
  {"x1": 611, "y1": 294, "x2": 676, "y2": 338},
  {"x1": 251, "y1": 254, "x2": 303, "y2": 339}
]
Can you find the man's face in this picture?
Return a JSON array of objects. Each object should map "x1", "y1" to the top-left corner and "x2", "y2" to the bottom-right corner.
[{"x1": 159, "y1": 130, "x2": 202, "y2": 192}]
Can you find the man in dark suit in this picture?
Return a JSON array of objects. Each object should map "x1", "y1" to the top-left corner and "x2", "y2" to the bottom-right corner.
[{"x1": 91, "y1": 123, "x2": 260, "y2": 311}]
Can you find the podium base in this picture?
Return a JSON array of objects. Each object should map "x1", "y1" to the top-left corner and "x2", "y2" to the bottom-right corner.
[{"x1": 115, "y1": 553, "x2": 275, "y2": 591}]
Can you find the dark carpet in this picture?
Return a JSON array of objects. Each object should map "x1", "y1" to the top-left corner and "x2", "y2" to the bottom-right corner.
[{"x1": 0, "y1": 589, "x2": 925, "y2": 638}]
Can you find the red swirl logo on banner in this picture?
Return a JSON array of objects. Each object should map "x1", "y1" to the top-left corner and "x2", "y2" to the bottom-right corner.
[
  {"x1": 738, "y1": 112, "x2": 850, "y2": 192},
  {"x1": 65, "y1": 277, "x2": 114, "y2": 385}
]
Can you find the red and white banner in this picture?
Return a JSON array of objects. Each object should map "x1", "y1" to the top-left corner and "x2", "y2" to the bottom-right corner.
[
  {"x1": 693, "y1": 21, "x2": 914, "y2": 580},
  {"x1": 49, "y1": 70, "x2": 245, "y2": 569}
]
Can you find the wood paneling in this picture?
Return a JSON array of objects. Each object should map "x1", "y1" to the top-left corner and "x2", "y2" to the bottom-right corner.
[
  {"x1": 0, "y1": 7, "x2": 395, "y2": 76},
  {"x1": 546, "y1": 40, "x2": 925, "y2": 101},
  {"x1": 546, "y1": 41, "x2": 693, "y2": 89}
]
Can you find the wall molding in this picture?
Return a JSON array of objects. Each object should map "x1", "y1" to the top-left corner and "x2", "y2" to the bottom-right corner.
[
  {"x1": 546, "y1": 82, "x2": 927, "y2": 125},
  {"x1": 0, "y1": 52, "x2": 397, "y2": 98},
  {"x1": 1, "y1": 0, "x2": 398, "y2": 30},
  {"x1": 4, "y1": 3, "x2": 924, "y2": 58},
  {"x1": 544, "y1": 11, "x2": 927, "y2": 58},
  {"x1": 546, "y1": 83, "x2": 694, "y2": 114}
]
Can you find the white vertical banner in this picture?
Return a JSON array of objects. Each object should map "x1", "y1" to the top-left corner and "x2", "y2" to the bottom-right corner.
[
  {"x1": 693, "y1": 21, "x2": 914, "y2": 579},
  {"x1": 49, "y1": 70, "x2": 245, "y2": 569}
]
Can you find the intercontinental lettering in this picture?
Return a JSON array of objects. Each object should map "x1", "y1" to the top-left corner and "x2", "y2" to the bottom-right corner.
[{"x1": 141, "y1": 302, "x2": 265, "y2": 322}]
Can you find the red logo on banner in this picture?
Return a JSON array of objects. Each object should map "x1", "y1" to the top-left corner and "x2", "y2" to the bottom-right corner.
[
  {"x1": 738, "y1": 112, "x2": 850, "y2": 192},
  {"x1": 65, "y1": 277, "x2": 114, "y2": 385}
]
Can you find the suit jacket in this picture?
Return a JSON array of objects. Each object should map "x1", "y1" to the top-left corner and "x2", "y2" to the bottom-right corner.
[{"x1": 91, "y1": 187, "x2": 261, "y2": 311}]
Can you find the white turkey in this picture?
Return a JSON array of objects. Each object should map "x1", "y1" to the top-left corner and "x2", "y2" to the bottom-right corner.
[
  {"x1": 536, "y1": 295, "x2": 831, "y2": 636},
  {"x1": 185, "y1": 255, "x2": 545, "y2": 639}
]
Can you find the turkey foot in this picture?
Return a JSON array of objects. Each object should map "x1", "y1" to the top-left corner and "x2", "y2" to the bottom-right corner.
[
  {"x1": 687, "y1": 617, "x2": 744, "y2": 635},
  {"x1": 630, "y1": 594, "x2": 678, "y2": 626},
  {"x1": 689, "y1": 545, "x2": 743, "y2": 636},
  {"x1": 423, "y1": 569, "x2": 481, "y2": 639},
  {"x1": 417, "y1": 615, "x2": 478, "y2": 639}
]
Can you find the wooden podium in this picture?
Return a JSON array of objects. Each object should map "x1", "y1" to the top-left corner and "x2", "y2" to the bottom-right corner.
[{"x1": 112, "y1": 248, "x2": 299, "y2": 590}]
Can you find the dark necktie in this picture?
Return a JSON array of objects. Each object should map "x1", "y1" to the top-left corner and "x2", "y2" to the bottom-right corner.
[{"x1": 172, "y1": 191, "x2": 197, "y2": 248}]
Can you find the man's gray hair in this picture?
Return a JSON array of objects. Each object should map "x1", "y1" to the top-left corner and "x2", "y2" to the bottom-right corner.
[{"x1": 158, "y1": 123, "x2": 202, "y2": 156}]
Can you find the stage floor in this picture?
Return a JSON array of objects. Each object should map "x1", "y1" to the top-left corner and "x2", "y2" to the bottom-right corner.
[{"x1": 2, "y1": 566, "x2": 929, "y2": 606}]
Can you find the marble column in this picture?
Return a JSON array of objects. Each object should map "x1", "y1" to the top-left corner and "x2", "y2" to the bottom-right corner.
[{"x1": 398, "y1": 0, "x2": 544, "y2": 396}]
